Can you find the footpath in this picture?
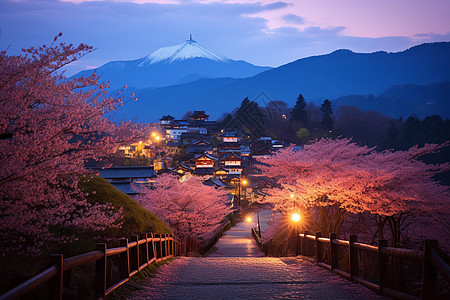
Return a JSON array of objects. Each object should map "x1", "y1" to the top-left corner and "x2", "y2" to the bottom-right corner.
[{"x1": 127, "y1": 211, "x2": 388, "y2": 299}]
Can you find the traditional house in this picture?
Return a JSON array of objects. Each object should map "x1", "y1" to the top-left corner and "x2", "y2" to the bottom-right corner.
[
  {"x1": 189, "y1": 111, "x2": 210, "y2": 121},
  {"x1": 171, "y1": 163, "x2": 194, "y2": 175},
  {"x1": 94, "y1": 166, "x2": 156, "y2": 196},
  {"x1": 193, "y1": 153, "x2": 217, "y2": 176},
  {"x1": 187, "y1": 139, "x2": 213, "y2": 154},
  {"x1": 222, "y1": 131, "x2": 239, "y2": 143},
  {"x1": 159, "y1": 115, "x2": 175, "y2": 125},
  {"x1": 217, "y1": 142, "x2": 242, "y2": 155},
  {"x1": 213, "y1": 166, "x2": 229, "y2": 178},
  {"x1": 221, "y1": 153, "x2": 242, "y2": 171}
]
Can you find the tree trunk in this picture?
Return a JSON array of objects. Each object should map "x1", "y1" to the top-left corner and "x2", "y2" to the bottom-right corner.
[{"x1": 374, "y1": 215, "x2": 387, "y2": 240}]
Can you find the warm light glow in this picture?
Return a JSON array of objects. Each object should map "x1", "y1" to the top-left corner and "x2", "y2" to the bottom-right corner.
[
  {"x1": 246, "y1": 217, "x2": 252, "y2": 222},
  {"x1": 242, "y1": 179, "x2": 248, "y2": 185},
  {"x1": 152, "y1": 132, "x2": 156, "y2": 136},
  {"x1": 292, "y1": 213, "x2": 300, "y2": 222},
  {"x1": 139, "y1": 141, "x2": 143, "y2": 144},
  {"x1": 290, "y1": 194, "x2": 294, "y2": 198},
  {"x1": 155, "y1": 136, "x2": 160, "y2": 141}
]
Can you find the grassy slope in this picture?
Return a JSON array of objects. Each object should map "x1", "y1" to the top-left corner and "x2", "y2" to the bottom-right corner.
[
  {"x1": 0, "y1": 177, "x2": 171, "y2": 296},
  {"x1": 80, "y1": 176, "x2": 170, "y2": 238}
]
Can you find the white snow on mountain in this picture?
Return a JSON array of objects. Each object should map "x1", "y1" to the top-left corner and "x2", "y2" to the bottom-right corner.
[{"x1": 138, "y1": 35, "x2": 230, "y2": 66}]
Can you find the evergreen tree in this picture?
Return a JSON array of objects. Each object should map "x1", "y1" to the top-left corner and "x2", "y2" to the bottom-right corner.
[
  {"x1": 238, "y1": 97, "x2": 251, "y2": 112},
  {"x1": 226, "y1": 97, "x2": 266, "y2": 138},
  {"x1": 291, "y1": 93, "x2": 308, "y2": 127},
  {"x1": 320, "y1": 99, "x2": 334, "y2": 131}
]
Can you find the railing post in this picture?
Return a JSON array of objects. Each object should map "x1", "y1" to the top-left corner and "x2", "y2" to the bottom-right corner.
[
  {"x1": 315, "y1": 232, "x2": 322, "y2": 264},
  {"x1": 378, "y1": 239, "x2": 389, "y2": 293},
  {"x1": 150, "y1": 233, "x2": 156, "y2": 260},
  {"x1": 131, "y1": 235, "x2": 139, "y2": 272},
  {"x1": 302, "y1": 230, "x2": 310, "y2": 256},
  {"x1": 140, "y1": 233, "x2": 149, "y2": 263},
  {"x1": 95, "y1": 243, "x2": 107, "y2": 300},
  {"x1": 119, "y1": 238, "x2": 130, "y2": 280},
  {"x1": 165, "y1": 234, "x2": 169, "y2": 258},
  {"x1": 329, "y1": 233, "x2": 338, "y2": 270},
  {"x1": 349, "y1": 235, "x2": 358, "y2": 279},
  {"x1": 49, "y1": 254, "x2": 63, "y2": 300},
  {"x1": 160, "y1": 234, "x2": 163, "y2": 258},
  {"x1": 422, "y1": 240, "x2": 438, "y2": 300}
]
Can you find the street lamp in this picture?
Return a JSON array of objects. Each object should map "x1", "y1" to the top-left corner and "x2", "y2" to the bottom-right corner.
[
  {"x1": 246, "y1": 213, "x2": 261, "y2": 238},
  {"x1": 292, "y1": 212, "x2": 301, "y2": 255},
  {"x1": 257, "y1": 210, "x2": 261, "y2": 237},
  {"x1": 237, "y1": 177, "x2": 248, "y2": 207},
  {"x1": 242, "y1": 179, "x2": 248, "y2": 205}
]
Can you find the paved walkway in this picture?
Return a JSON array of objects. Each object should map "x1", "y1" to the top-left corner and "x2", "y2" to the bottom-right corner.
[
  {"x1": 127, "y1": 211, "x2": 388, "y2": 299},
  {"x1": 208, "y1": 211, "x2": 265, "y2": 257}
]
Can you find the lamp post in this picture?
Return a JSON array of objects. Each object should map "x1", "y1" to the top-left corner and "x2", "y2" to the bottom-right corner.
[
  {"x1": 242, "y1": 179, "x2": 248, "y2": 206},
  {"x1": 246, "y1": 213, "x2": 261, "y2": 238},
  {"x1": 257, "y1": 210, "x2": 261, "y2": 237},
  {"x1": 292, "y1": 212, "x2": 301, "y2": 254},
  {"x1": 237, "y1": 179, "x2": 241, "y2": 207}
]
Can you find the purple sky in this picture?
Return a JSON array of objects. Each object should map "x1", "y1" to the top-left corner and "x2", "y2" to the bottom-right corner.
[{"x1": 1, "y1": 0, "x2": 449, "y2": 75}]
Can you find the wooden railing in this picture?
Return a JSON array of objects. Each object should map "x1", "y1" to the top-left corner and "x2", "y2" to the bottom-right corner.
[
  {"x1": 297, "y1": 231, "x2": 450, "y2": 300},
  {"x1": 0, "y1": 221, "x2": 232, "y2": 300},
  {"x1": 183, "y1": 221, "x2": 232, "y2": 256},
  {"x1": 252, "y1": 227, "x2": 297, "y2": 257},
  {"x1": 0, "y1": 233, "x2": 180, "y2": 300}
]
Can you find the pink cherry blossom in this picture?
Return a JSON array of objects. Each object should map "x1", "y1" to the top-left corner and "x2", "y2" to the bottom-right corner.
[
  {"x1": 136, "y1": 174, "x2": 232, "y2": 242},
  {"x1": 256, "y1": 138, "x2": 449, "y2": 245},
  {"x1": 0, "y1": 37, "x2": 143, "y2": 255}
]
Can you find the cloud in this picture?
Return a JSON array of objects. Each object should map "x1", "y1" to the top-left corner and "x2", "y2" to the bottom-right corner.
[
  {"x1": 282, "y1": 13, "x2": 304, "y2": 24},
  {"x1": 261, "y1": 1, "x2": 288, "y2": 11},
  {"x1": 1, "y1": 0, "x2": 449, "y2": 77}
]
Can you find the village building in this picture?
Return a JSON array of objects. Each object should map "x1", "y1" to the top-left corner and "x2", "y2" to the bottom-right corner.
[
  {"x1": 192, "y1": 153, "x2": 218, "y2": 176},
  {"x1": 94, "y1": 166, "x2": 156, "y2": 196},
  {"x1": 187, "y1": 139, "x2": 214, "y2": 155},
  {"x1": 221, "y1": 153, "x2": 244, "y2": 175}
]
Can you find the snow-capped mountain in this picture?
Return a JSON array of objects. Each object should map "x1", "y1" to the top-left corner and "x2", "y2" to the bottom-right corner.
[
  {"x1": 72, "y1": 36, "x2": 271, "y2": 89},
  {"x1": 139, "y1": 35, "x2": 229, "y2": 65}
]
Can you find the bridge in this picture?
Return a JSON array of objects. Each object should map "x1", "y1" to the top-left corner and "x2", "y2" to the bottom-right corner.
[
  {"x1": 126, "y1": 212, "x2": 386, "y2": 299},
  {"x1": 1, "y1": 210, "x2": 448, "y2": 300}
]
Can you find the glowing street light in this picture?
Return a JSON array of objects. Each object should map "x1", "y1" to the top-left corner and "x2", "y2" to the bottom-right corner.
[
  {"x1": 292, "y1": 213, "x2": 300, "y2": 222},
  {"x1": 246, "y1": 216, "x2": 252, "y2": 222}
]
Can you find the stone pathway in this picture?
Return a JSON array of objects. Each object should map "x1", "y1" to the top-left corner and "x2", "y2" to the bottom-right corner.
[
  {"x1": 127, "y1": 212, "x2": 388, "y2": 299},
  {"x1": 208, "y1": 211, "x2": 265, "y2": 257}
]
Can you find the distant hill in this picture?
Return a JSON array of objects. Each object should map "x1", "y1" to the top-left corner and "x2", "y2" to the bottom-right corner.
[
  {"x1": 109, "y1": 42, "x2": 450, "y2": 122},
  {"x1": 333, "y1": 81, "x2": 450, "y2": 119},
  {"x1": 73, "y1": 36, "x2": 271, "y2": 90}
]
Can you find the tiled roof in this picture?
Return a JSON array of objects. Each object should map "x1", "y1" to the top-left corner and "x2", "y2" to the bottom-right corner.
[{"x1": 95, "y1": 166, "x2": 156, "y2": 179}]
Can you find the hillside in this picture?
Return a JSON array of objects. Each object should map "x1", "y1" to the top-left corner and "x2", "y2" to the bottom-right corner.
[
  {"x1": 333, "y1": 81, "x2": 450, "y2": 119},
  {"x1": 111, "y1": 42, "x2": 450, "y2": 122}
]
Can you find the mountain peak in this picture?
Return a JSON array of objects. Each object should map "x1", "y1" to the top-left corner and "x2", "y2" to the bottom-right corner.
[{"x1": 138, "y1": 35, "x2": 230, "y2": 66}]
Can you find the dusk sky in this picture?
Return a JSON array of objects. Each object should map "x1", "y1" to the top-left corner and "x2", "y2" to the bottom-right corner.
[{"x1": 1, "y1": 0, "x2": 449, "y2": 76}]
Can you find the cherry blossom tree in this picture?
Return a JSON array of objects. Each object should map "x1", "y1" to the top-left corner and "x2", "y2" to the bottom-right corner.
[
  {"x1": 257, "y1": 138, "x2": 374, "y2": 236},
  {"x1": 256, "y1": 138, "x2": 449, "y2": 245},
  {"x1": 359, "y1": 143, "x2": 450, "y2": 246},
  {"x1": 136, "y1": 174, "x2": 232, "y2": 242},
  {"x1": 0, "y1": 35, "x2": 142, "y2": 255}
]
